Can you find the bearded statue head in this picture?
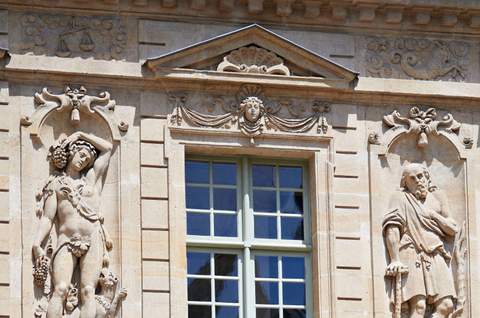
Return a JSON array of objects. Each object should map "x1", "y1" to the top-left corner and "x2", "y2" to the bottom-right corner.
[{"x1": 400, "y1": 163, "x2": 435, "y2": 200}]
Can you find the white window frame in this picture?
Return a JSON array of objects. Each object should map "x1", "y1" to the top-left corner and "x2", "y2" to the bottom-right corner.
[{"x1": 186, "y1": 156, "x2": 312, "y2": 318}]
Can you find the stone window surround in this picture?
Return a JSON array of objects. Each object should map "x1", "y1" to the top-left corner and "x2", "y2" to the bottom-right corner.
[
  {"x1": 165, "y1": 126, "x2": 335, "y2": 317},
  {"x1": 185, "y1": 156, "x2": 312, "y2": 317}
]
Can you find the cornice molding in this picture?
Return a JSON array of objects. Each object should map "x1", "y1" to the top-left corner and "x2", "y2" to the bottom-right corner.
[{"x1": 4, "y1": 0, "x2": 480, "y2": 35}]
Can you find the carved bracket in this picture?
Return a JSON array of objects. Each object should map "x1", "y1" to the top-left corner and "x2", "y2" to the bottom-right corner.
[
  {"x1": 22, "y1": 86, "x2": 128, "y2": 141},
  {"x1": 168, "y1": 84, "x2": 329, "y2": 143}
]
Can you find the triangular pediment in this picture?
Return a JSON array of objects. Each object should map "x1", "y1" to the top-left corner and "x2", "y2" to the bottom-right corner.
[{"x1": 144, "y1": 24, "x2": 358, "y2": 84}]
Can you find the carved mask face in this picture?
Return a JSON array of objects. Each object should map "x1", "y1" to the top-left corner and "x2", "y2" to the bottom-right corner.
[
  {"x1": 70, "y1": 147, "x2": 94, "y2": 172},
  {"x1": 404, "y1": 166, "x2": 429, "y2": 200},
  {"x1": 242, "y1": 97, "x2": 263, "y2": 122},
  {"x1": 99, "y1": 269, "x2": 118, "y2": 290}
]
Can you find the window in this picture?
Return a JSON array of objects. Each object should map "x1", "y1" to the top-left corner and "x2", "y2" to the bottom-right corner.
[{"x1": 186, "y1": 158, "x2": 311, "y2": 318}]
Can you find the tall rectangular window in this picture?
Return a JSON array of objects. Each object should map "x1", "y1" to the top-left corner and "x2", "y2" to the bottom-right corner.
[{"x1": 186, "y1": 158, "x2": 311, "y2": 318}]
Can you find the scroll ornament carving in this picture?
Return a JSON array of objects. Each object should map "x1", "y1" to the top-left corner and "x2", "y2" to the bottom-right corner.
[
  {"x1": 34, "y1": 86, "x2": 116, "y2": 125},
  {"x1": 365, "y1": 37, "x2": 470, "y2": 81},
  {"x1": 217, "y1": 46, "x2": 291, "y2": 75},
  {"x1": 32, "y1": 132, "x2": 126, "y2": 318},
  {"x1": 17, "y1": 13, "x2": 127, "y2": 60},
  {"x1": 383, "y1": 164, "x2": 467, "y2": 318},
  {"x1": 169, "y1": 84, "x2": 330, "y2": 143},
  {"x1": 383, "y1": 107, "x2": 461, "y2": 148}
]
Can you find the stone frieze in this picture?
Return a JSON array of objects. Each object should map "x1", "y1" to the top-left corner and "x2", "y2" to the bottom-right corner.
[
  {"x1": 13, "y1": 13, "x2": 127, "y2": 60},
  {"x1": 365, "y1": 37, "x2": 470, "y2": 81}
]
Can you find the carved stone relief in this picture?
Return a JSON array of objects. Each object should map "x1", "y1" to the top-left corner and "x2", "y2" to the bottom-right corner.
[
  {"x1": 383, "y1": 107, "x2": 461, "y2": 148},
  {"x1": 28, "y1": 87, "x2": 126, "y2": 318},
  {"x1": 22, "y1": 86, "x2": 128, "y2": 139},
  {"x1": 13, "y1": 13, "x2": 127, "y2": 60},
  {"x1": 365, "y1": 37, "x2": 470, "y2": 81},
  {"x1": 169, "y1": 84, "x2": 330, "y2": 143},
  {"x1": 217, "y1": 46, "x2": 290, "y2": 75},
  {"x1": 382, "y1": 163, "x2": 467, "y2": 318}
]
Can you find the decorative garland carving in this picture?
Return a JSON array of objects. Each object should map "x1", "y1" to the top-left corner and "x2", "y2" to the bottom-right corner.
[
  {"x1": 169, "y1": 84, "x2": 329, "y2": 143},
  {"x1": 383, "y1": 107, "x2": 460, "y2": 148},
  {"x1": 15, "y1": 13, "x2": 127, "y2": 60},
  {"x1": 365, "y1": 37, "x2": 470, "y2": 81},
  {"x1": 217, "y1": 46, "x2": 290, "y2": 75}
]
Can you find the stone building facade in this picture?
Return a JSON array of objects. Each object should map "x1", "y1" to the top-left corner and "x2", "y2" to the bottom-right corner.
[{"x1": 0, "y1": 1, "x2": 480, "y2": 318}]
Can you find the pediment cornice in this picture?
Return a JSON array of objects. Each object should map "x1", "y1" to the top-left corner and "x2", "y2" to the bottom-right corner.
[{"x1": 144, "y1": 24, "x2": 358, "y2": 88}]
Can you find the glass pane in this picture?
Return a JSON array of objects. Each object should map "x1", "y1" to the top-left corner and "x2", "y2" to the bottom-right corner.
[
  {"x1": 213, "y1": 188, "x2": 237, "y2": 211},
  {"x1": 254, "y1": 216, "x2": 277, "y2": 239},
  {"x1": 188, "y1": 278, "x2": 211, "y2": 301},
  {"x1": 187, "y1": 212, "x2": 210, "y2": 236},
  {"x1": 215, "y1": 254, "x2": 238, "y2": 276},
  {"x1": 186, "y1": 160, "x2": 209, "y2": 184},
  {"x1": 214, "y1": 214, "x2": 237, "y2": 237},
  {"x1": 281, "y1": 217, "x2": 304, "y2": 240},
  {"x1": 188, "y1": 305, "x2": 211, "y2": 318},
  {"x1": 279, "y1": 166, "x2": 303, "y2": 188},
  {"x1": 282, "y1": 257, "x2": 305, "y2": 279},
  {"x1": 252, "y1": 164, "x2": 275, "y2": 187},
  {"x1": 280, "y1": 191, "x2": 303, "y2": 214},
  {"x1": 186, "y1": 186, "x2": 210, "y2": 209},
  {"x1": 213, "y1": 162, "x2": 237, "y2": 185},
  {"x1": 283, "y1": 309, "x2": 306, "y2": 318},
  {"x1": 253, "y1": 190, "x2": 276, "y2": 213},
  {"x1": 215, "y1": 279, "x2": 238, "y2": 303},
  {"x1": 282, "y1": 282, "x2": 305, "y2": 305},
  {"x1": 255, "y1": 256, "x2": 278, "y2": 278},
  {"x1": 256, "y1": 308, "x2": 280, "y2": 318},
  {"x1": 255, "y1": 281, "x2": 279, "y2": 304},
  {"x1": 216, "y1": 306, "x2": 239, "y2": 318},
  {"x1": 187, "y1": 252, "x2": 210, "y2": 275}
]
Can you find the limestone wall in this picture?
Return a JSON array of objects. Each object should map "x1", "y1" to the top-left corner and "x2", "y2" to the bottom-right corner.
[{"x1": 0, "y1": 2, "x2": 480, "y2": 318}]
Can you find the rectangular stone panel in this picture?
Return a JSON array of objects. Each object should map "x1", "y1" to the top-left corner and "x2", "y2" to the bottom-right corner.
[
  {"x1": 0, "y1": 10, "x2": 7, "y2": 34},
  {"x1": 333, "y1": 175, "x2": 361, "y2": 194},
  {"x1": 142, "y1": 260, "x2": 170, "y2": 291},
  {"x1": 0, "y1": 82, "x2": 8, "y2": 104},
  {"x1": 0, "y1": 191, "x2": 8, "y2": 222},
  {"x1": 0, "y1": 223, "x2": 8, "y2": 252},
  {"x1": 141, "y1": 118, "x2": 166, "y2": 143},
  {"x1": 332, "y1": 128, "x2": 362, "y2": 152},
  {"x1": 142, "y1": 199, "x2": 168, "y2": 230},
  {"x1": 141, "y1": 167, "x2": 168, "y2": 199},
  {"x1": 0, "y1": 253, "x2": 8, "y2": 285},
  {"x1": 0, "y1": 285, "x2": 9, "y2": 316},
  {"x1": 334, "y1": 151, "x2": 361, "y2": 177},
  {"x1": 334, "y1": 238, "x2": 364, "y2": 269},
  {"x1": 335, "y1": 298, "x2": 368, "y2": 318},
  {"x1": 0, "y1": 106, "x2": 10, "y2": 131},
  {"x1": 142, "y1": 229, "x2": 169, "y2": 260},
  {"x1": 141, "y1": 142, "x2": 166, "y2": 167},
  {"x1": 143, "y1": 291, "x2": 170, "y2": 318}
]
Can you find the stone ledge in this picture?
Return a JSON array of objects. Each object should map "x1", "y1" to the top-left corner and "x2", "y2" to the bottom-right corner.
[{"x1": 3, "y1": 0, "x2": 480, "y2": 35}]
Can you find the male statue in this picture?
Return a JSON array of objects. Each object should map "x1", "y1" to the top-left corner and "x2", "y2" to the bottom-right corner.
[
  {"x1": 383, "y1": 163, "x2": 458, "y2": 318},
  {"x1": 32, "y1": 132, "x2": 114, "y2": 318}
]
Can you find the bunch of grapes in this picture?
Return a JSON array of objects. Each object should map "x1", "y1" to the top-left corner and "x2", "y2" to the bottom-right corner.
[
  {"x1": 33, "y1": 256, "x2": 49, "y2": 287},
  {"x1": 49, "y1": 145, "x2": 68, "y2": 169}
]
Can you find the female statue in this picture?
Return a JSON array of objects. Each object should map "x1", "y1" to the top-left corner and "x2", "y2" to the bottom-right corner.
[{"x1": 32, "y1": 131, "x2": 114, "y2": 318}]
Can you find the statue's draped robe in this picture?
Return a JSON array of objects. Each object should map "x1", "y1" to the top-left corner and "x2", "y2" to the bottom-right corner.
[{"x1": 382, "y1": 191, "x2": 456, "y2": 304}]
